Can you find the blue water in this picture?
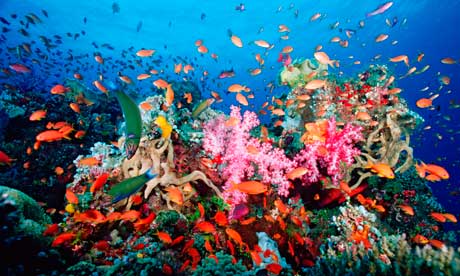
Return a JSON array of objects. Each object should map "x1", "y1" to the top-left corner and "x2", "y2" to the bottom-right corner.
[{"x1": 1, "y1": 0, "x2": 459, "y2": 232}]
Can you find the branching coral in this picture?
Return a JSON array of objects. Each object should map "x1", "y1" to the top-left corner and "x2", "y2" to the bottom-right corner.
[
  {"x1": 118, "y1": 136, "x2": 222, "y2": 210},
  {"x1": 349, "y1": 111, "x2": 415, "y2": 189}
]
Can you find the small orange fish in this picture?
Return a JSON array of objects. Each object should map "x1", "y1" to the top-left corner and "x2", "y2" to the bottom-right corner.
[
  {"x1": 78, "y1": 157, "x2": 100, "y2": 167},
  {"x1": 230, "y1": 34, "x2": 243, "y2": 47},
  {"x1": 412, "y1": 234, "x2": 429, "y2": 245},
  {"x1": 389, "y1": 55, "x2": 409, "y2": 66},
  {"x1": 195, "y1": 221, "x2": 216, "y2": 233},
  {"x1": 442, "y1": 213, "x2": 457, "y2": 223},
  {"x1": 74, "y1": 130, "x2": 86, "y2": 139},
  {"x1": 50, "y1": 84, "x2": 70, "y2": 95},
  {"x1": 366, "y1": 162, "x2": 394, "y2": 179},
  {"x1": 36, "y1": 130, "x2": 70, "y2": 142},
  {"x1": 213, "y1": 211, "x2": 228, "y2": 227},
  {"x1": 54, "y1": 166, "x2": 64, "y2": 175},
  {"x1": 197, "y1": 45, "x2": 208, "y2": 54},
  {"x1": 164, "y1": 186, "x2": 184, "y2": 205},
  {"x1": 90, "y1": 173, "x2": 109, "y2": 193},
  {"x1": 398, "y1": 205, "x2": 415, "y2": 216},
  {"x1": 416, "y1": 94, "x2": 439, "y2": 108},
  {"x1": 136, "y1": 49, "x2": 155, "y2": 57},
  {"x1": 94, "y1": 55, "x2": 104, "y2": 64},
  {"x1": 93, "y1": 80, "x2": 108, "y2": 94},
  {"x1": 51, "y1": 232, "x2": 76, "y2": 247},
  {"x1": 236, "y1": 93, "x2": 248, "y2": 106},
  {"x1": 285, "y1": 167, "x2": 308, "y2": 180},
  {"x1": 29, "y1": 110, "x2": 47, "y2": 121},
  {"x1": 157, "y1": 231, "x2": 173, "y2": 244},
  {"x1": 431, "y1": 212, "x2": 447, "y2": 223},
  {"x1": 231, "y1": 181, "x2": 267, "y2": 194},
  {"x1": 225, "y1": 228, "x2": 244, "y2": 247},
  {"x1": 69, "y1": 103, "x2": 80, "y2": 113},
  {"x1": 120, "y1": 210, "x2": 141, "y2": 221},
  {"x1": 137, "y1": 73, "x2": 151, "y2": 80},
  {"x1": 43, "y1": 223, "x2": 59, "y2": 236},
  {"x1": 153, "y1": 79, "x2": 169, "y2": 89},
  {"x1": 65, "y1": 189, "x2": 79, "y2": 204}
]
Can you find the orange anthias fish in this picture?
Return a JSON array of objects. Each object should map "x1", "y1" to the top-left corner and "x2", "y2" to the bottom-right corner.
[
  {"x1": 51, "y1": 232, "x2": 76, "y2": 247},
  {"x1": 50, "y1": 84, "x2": 70, "y2": 95},
  {"x1": 36, "y1": 130, "x2": 71, "y2": 142},
  {"x1": 164, "y1": 186, "x2": 184, "y2": 205},
  {"x1": 213, "y1": 211, "x2": 228, "y2": 227},
  {"x1": 398, "y1": 205, "x2": 415, "y2": 216},
  {"x1": 90, "y1": 173, "x2": 109, "y2": 193},
  {"x1": 230, "y1": 34, "x2": 243, "y2": 47},
  {"x1": 231, "y1": 181, "x2": 268, "y2": 194},
  {"x1": 29, "y1": 109, "x2": 47, "y2": 121},
  {"x1": 431, "y1": 212, "x2": 447, "y2": 223},
  {"x1": 365, "y1": 162, "x2": 395, "y2": 179},
  {"x1": 416, "y1": 94, "x2": 439, "y2": 108},
  {"x1": 78, "y1": 157, "x2": 101, "y2": 167},
  {"x1": 136, "y1": 49, "x2": 155, "y2": 57},
  {"x1": 157, "y1": 231, "x2": 173, "y2": 244},
  {"x1": 195, "y1": 221, "x2": 216, "y2": 233},
  {"x1": 225, "y1": 228, "x2": 244, "y2": 247},
  {"x1": 285, "y1": 167, "x2": 308, "y2": 180},
  {"x1": 412, "y1": 234, "x2": 429, "y2": 245}
]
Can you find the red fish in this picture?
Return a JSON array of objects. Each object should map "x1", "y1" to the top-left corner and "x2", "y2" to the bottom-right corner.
[
  {"x1": 0, "y1": 150, "x2": 14, "y2": 165},
  {"x1": 90, "y1": 173, "x2": 109, "y2": 193},
  {"x1": 51, "y1": 232, "x2": 76, "y2": 247},
  {"x1": 9, "y1": 63, "x2": 31, "y2": 73}
]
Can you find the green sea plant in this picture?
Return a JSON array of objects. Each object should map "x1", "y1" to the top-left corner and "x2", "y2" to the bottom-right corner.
[{"x1": 114, "y1": 89, "x2": 142, "y2": 160}]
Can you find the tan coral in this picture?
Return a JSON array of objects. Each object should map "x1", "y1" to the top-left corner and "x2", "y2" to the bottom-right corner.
[
  {"x1": 348, "y1": 111, "x2": 414, "y2": 189},
  {"x1": 119, "y1": 136, "x2": 222, "y2": 210}
]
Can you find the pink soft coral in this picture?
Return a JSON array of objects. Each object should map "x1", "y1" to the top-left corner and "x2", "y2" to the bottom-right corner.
[
  {"x1": 294, "y1": 117, "x2": 363, "y2": 186},
  {"x1": 202, "y1": 106, "x2": 295, "y2": 205}
]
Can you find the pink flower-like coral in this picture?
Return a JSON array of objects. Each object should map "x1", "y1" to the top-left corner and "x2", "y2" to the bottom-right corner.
[
  {"x1": 203, "y1": 106, "x2": 295, "y2": 205},
  {"x1": 294, "y1": 117, "x2": 363, "y2": 186}
]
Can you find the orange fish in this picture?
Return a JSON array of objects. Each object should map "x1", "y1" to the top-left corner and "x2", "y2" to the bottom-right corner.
[
  {"x1": 90, "y1": 173, "x2": 109, "y2": 193},
  {"x1": 375, "y1": 34, "x2": 389, "y2": 42},
  {"x1": 74, "y1": 209, "x2": 106, "y2": 224},
  {"x1": 137, "y1": 73, "x2": 151, "y2": 80},
  {"x1": 412, "y1": 234, "x2": 429, "y2": 245},
  {"x1": 366, "y1": 162, "x2": 394, "y2": 179},
  {"x1": 285, "y1": 167, "x2": 308, "y2": 180},
  {"x1": 421, "y1": 163, "x2": 449, "y2": 179},
  {"x1": 78, "y1": 157, "x2": 100, "y2": 167},
  {"x1": 50, "y1": 84, "x2": 70, "y2": 95},
  {"x1": 164, "y1": 186, "x2": 184, "y2": 205},
  {"x1": 314, "y1": 51, "x2": 335, "y2": 67},
  {"x1": 36, "y1": 130, "x2": 70, "y2": 142},
  {"x1": 228, "y1": 84, "x2": 249, "y2": 93},
  {"x1": 29, "y1": 110, "x2": 47, "y2": 121},
  {"x1": 443, "y1": 213, "x2": 457, "y2": 223},
  {"x1": 197, "y1": 45, "x2": 208, "y2": 54},
  {"x1": 120, "y1": 210, "x2": 141, "y2": 221},
  {"x1": 441, "y1": 57, "x2": 456, "y2": 64},
  {"x1": 134, "y1": 212, "x2": 156, "y2": 232},
  {"x1": 231, "y1": 181, "x2": 267, "y2": 195},
  {"x1": 74, "y1": 130, "x2": 86, "y2": 139},
  {"x1": 51, "y1": 232, "x2": 76, "y2": 247},
  {"x1": 416, "y1": 94, "x2": 439, "y2": 108},
  {"x1": 94, "y1": 55, "x2": 104, "y2": 64},
  {"x1": 43, "y1": 223, "x2": 59, "y2": 236},
  {"x1": 157, "y1": 231, "x2": 173, "y2": 244},
  {"x1": 230, "y1": 35, "x2": 243, "y2": 47},
  {"x1": 195, "y1": 221, "x2": 216, "y2": 233},
  {"x1": 93, "y1": 80, "x2": 108, "y2": 94},
  {"x1": 65, "y1": 189, "x2": 79, "y2": 204},
  {"x1": 305, "y1": 79, "x2": 327, "y2": 90},
  {"x1": 398, "y1": 204, "x2": 415, "y2": 216},
  {"x1": 431, "y1": 212, "x2": 447, "y2": 223},
  {"x1": 54, "y1": 166, "x2": 64, "y2": 175},
  {"x1": 235, "y1": 93, "x2": 248, "y2": 106},
  {"x1": 165, "y1": 85, "x2": 174, "y2": 106},
  {"x1": 213, "y1": 211, "x2": 228, "y2": 227},
  {"x1": 225, "y1": 228, "x2": 244, "y2": 247},
  {"x1": 389, "y1": 55, "x2": 409, "y2": 66},
  {"x1": 69, "y1": 103, "x2": 80, "y2": 113},
  {"x1": 153, "y1": 79, "x2": 169, "y2": 89},
  {"x1": 136, "y1": 49, "x2": 155, "y2": 57},
  {"x1": 429, "y1": 239, "x2": 446, "y2": 250}
]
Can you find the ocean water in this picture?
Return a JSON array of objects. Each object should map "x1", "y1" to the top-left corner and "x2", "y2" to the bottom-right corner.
[{"x1": 1, "y1": 0, "x2": 460, "y2": 275}]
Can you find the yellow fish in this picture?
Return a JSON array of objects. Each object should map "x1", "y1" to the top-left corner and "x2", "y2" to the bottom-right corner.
[{"x1": 155, "y1": 115, "x2": 172, "y2": 139}]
